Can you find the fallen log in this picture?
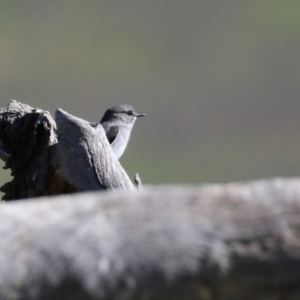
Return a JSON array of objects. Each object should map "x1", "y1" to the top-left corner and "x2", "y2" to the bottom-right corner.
[{"x1": 0, "y1": 178, "x2": 300, "y2": 299}]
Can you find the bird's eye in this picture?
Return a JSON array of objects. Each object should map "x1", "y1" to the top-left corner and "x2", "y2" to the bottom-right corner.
[{"x1": 127, "y1": 111, "x2": 133, "y2": 115}]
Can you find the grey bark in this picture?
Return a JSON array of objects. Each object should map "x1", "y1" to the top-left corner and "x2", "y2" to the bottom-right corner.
[
  {"x1": 1, "y1": 178, "x2": 300, "y2": 299},
  {"x1": 55, "y1": 108, "x2": 135, "y2": 191},
  {"x1": 0, "y1": 100, "x2": 58, "y2": 200},
  {"x1": 0, "y1": 100, "x2": 135, "y2": 200}
]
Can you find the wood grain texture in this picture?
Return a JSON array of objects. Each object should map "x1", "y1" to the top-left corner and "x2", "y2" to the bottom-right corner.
[
  {"x1": 0, "y1": 178, "x2": 300, "y2": 299},
  {"x1": 0, "y1": 100, "x2": 58, "y2": 200},
  {"x1": 55, "y1": 108, "x2": 135, "y2": 191}
]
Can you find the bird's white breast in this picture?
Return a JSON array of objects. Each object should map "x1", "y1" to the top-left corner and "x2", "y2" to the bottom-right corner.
[{"x1": 111, "y1": 123, "x2": 134, "y2": 158}]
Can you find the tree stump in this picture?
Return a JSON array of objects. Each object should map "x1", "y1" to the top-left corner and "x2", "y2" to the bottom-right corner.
[{"x1": 0, "y1": 100, "x2": 135, "y2": 200}]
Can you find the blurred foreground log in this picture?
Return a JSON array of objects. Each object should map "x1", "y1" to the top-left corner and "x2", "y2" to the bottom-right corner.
[
  {"x1": 0, "y1": 100, "x2": 135, "y2": 200},
  {"x1": 1, "y1": 178, "x2": 300, "y2": 300}
]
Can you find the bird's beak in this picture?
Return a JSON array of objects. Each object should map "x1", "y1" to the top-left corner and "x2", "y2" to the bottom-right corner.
[{"x1": 135, "y1": 112, "x2": 146, "y2": 117}]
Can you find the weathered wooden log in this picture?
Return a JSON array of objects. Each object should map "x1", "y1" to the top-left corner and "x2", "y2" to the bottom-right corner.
[
  {"x1": 0, "y1": 100, "x2": 135, "y2": 200},
  {"x1": 0, "y1": 100, "x2": 58, "y2": 200},
  {"x1": 1, "y1": 178, "x2": 300, "y2": 299},
  {"x1": 55, "y1": 108, "x2": 135, "y2": 191}
]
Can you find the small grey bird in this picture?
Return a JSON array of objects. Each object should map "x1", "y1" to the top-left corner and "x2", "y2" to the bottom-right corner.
[{"x1": 100, "y1": 104, "x2": 146, "y2": 158}]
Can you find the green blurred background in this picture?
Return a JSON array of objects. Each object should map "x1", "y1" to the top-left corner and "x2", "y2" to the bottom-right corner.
[{"x1": 0, "y1": 1, "x2": 300, "y2": 188}]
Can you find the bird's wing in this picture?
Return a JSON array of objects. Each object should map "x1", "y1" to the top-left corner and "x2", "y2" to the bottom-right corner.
[{"x1": 106, "y1": 125, "x2": 119, "y2": 144}]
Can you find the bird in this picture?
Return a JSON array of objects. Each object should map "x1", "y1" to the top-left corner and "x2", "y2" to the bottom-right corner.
[{"x1": 100, "y1": 104, "x2": 146, "y2": 159}]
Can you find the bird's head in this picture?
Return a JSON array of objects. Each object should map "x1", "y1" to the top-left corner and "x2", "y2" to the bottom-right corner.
[{"x1": 101, "y1": 104, "x2": 146, "y2": 125}]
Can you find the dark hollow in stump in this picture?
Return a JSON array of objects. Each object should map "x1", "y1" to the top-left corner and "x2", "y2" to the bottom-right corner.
[{"x1": 0, "y1": 100, "x2": 135, "y2": 200}]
